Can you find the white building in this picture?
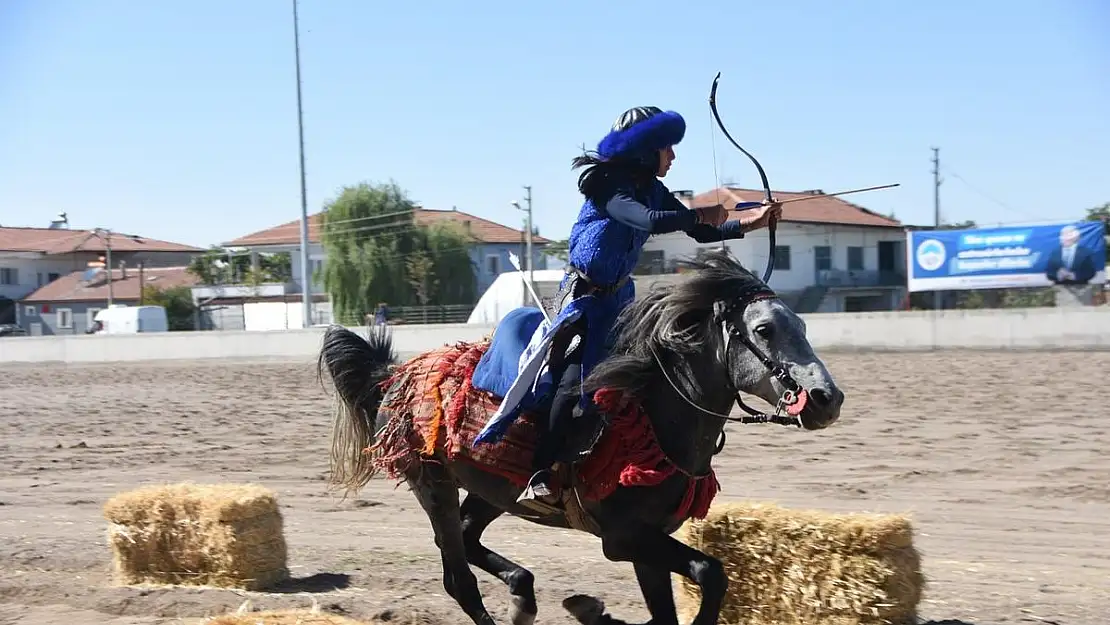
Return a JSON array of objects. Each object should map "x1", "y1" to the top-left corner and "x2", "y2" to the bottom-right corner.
[
  {"x1": 639, "y1": 187, "x2": 909, "y2": 313},
  {"x1": 0, "y1": 223, "x2": 202, "y2": 328}
]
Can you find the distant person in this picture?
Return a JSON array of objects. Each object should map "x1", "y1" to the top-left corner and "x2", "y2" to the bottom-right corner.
[
  {"x1": 373, "y1": 302, "x2": 390, "y2": 325},
  {"x1": 1044, "y1": 224, "x2": 1097, "y2": 285}
]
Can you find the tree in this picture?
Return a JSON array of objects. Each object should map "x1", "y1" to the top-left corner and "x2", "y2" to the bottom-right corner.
[
  {"x1": 141, "y1": 285, "x2": 197, "y2": 331},
  {"x1": 546, "y1": 239, "x2": 569, "y2": 263},
  {"x1": 319, "y1": 180, "x2": 478, "y2": 324},
  {"x1": 406, "y1": 250, "x2": 437, "y2": 324}
]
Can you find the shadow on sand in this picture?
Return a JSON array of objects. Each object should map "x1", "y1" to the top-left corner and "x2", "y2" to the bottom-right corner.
[{"x1": 266, "y1": 572, "x2": 351, "y2": 594}]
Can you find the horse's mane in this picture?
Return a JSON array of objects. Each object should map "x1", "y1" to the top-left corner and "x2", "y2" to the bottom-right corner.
[{"x1": 583, "y1": 249, "x2": 764, "y2": 397}]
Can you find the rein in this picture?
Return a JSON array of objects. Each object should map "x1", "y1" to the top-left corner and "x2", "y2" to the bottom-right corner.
[{"x1": 647, "y1": 281, "x2": 806, "y2": 458}]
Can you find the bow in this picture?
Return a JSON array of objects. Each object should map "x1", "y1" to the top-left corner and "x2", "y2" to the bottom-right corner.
[
  {"x1": 707, "y1": 72, "x2": 900, "y2": 284},
  {"x1": 708, "y1": 72, "x2": 777, "y2": 283}
]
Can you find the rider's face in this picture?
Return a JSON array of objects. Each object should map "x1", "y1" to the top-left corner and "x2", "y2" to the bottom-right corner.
[{"x1": 656, "y1": 145, "x2": 675, "y2": 177}]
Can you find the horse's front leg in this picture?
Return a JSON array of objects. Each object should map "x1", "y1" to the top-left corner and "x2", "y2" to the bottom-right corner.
[{"x1": 563, "y1": 527, "x2": 725, "y2": 625}]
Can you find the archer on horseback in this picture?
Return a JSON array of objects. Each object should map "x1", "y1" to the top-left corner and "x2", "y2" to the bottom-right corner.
[{"x1": 476, "y1": 106, "x2": 783, "y2": 504}]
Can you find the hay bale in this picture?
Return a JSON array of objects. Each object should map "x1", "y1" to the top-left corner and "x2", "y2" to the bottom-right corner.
[
  {"x1": 103, "y1": 482, "x2": 288, "y2": 590},
  {"x1": 674, "y1": 501, "x2": 925, "y2": 625},
  {"x1": 205, "y1": 609, "x2": 368, "y2": 624}
]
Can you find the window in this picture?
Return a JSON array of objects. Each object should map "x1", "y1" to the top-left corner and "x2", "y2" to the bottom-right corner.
[
  {"x1": 48, "y1": 272, "x2": 60, "y2": 282},
  {"x1": 774, "y1": 246, "x2": 792, "y2": 271},
  {"x1": 24, "y1": 305, "x2": 36, "y2": 318},
  {"x1": 847, "y1": 246, "x2": 864, "y2": 270},
  {"x1": 486, "y1": 254, "x2": 501, "y2": 275},
  {"x1": 87, "y1": 308, "x2": 102, "y2": 332},
  {"x1": 0, "y1": 268, "x2": 16, "y2": 285},
  {"x1": 56, "y1": 308, "x2": 73, "y2": 330},
  {"x1": 814, "y1": 246, "x2": 832, "y2": 271}
]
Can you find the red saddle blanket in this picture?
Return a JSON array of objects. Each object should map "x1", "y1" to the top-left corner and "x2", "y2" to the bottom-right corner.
[{"x1": 368, "y1": 340, "x2": 718, "y2": 519}]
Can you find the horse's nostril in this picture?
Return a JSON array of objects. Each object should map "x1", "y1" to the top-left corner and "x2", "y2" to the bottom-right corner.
[{"x1": 810, "y1": 388, "x2": 831, "y2": 407}]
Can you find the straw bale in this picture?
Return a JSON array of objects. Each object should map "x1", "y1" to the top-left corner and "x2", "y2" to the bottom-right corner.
[
  {"x1": 674, "y1": 501, "x2": 925, "y2": 625},
  {"x1": 205, "y1": 609, "x2": 369, "y2": 625},
  {"x1": 103, "y1": 482, "x2": 289, "y2": 590}
]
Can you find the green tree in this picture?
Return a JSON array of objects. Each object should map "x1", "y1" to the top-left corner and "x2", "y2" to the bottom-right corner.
[
  {"x1": 141, "y1": 285, "x2": 197, "y2": 331},
  {"x1": 546, "y1": 238, "x2": 569, "y2": 263},
  {"x1": 319, "y1": 180, "x2": 478, "y2": 324}
]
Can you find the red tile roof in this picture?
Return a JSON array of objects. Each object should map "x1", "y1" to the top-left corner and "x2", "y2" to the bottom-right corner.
[
  {"x1": 21, "y1": 266, "x2": 199, "y2": 303},
  {"x1": 223, "y1": 208, "x2": 551, "y2": 247},
  {"x1": 689, "y1": 187, "x2": 903, "y2": 229},
  {"x1": 0, "y1": 227, "x2": 203, "y2": 254}
]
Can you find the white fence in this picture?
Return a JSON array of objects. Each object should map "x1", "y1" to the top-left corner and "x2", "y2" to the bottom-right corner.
[{"x1": 1, "y1": 308, "x2": 1107, "y2": 364}]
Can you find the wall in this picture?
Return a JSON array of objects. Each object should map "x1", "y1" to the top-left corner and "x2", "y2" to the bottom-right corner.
[
  {"x1": 2, "y1": 308, "x2": 1106, "y2": 364},
  {"x1": 468, "y1": 243, "x2": 547, "y2": 297},
  {"x1": 0, "y1": 254, "x2": 77, "y2": 301},
  {"x1": 642, "y1": 223, "x2": 907, "y2": 293},
  {"x1": 20, "y1": 300, "x2": 106, "y2": 336}
]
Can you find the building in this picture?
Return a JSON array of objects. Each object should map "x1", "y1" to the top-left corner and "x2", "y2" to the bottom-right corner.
[
  {"x1": 222, "y1": 207, "x2": 552, "y2": 302},
  {"x1": 640, "y1": 187, "x2": 908, "y2": 313},
  {"x1": 0, "y1": 223, "x2": 203, "y2": 326},
  {"x1": 19, "y1": 265, "x2": 198, "y2": 335}
]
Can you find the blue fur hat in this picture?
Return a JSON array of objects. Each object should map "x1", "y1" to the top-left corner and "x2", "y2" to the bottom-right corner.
[{"x1": 596, "y1": 108, "x2": 686, "y2": 161}]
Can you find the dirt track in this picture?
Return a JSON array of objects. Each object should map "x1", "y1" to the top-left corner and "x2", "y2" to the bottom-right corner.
[{"x1": 1, "y1": 349, "x2": 1108, "y2": 625}]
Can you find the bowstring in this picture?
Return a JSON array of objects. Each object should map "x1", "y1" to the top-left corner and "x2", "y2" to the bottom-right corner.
[{"x1": 708, "y1": 100, "x2": 727, "y2": 253}]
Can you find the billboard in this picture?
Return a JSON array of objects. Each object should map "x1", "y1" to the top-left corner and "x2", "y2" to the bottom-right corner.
[{"x1": 906, "y1": 221, "x2": 1106, "y2": 292}]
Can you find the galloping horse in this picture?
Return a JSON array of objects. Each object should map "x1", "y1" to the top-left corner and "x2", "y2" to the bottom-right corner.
[{"x1": 318, "y1": 251, "x2": 845, "y2": 625}]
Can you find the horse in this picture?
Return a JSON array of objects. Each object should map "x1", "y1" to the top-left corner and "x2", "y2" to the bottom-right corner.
[{"x1": 317, "y1": 250, "x2": 845, "y2": 625}]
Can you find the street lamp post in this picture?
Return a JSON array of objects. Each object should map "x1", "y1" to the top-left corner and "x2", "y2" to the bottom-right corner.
[
  {"x1": 292, "y1": 0, "x2": 313, "y2": 328},
  {"x1": 511, "y1": 185, "x2": 534, "y2": 302}
]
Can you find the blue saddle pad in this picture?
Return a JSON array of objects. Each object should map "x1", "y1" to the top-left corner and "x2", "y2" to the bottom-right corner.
[{"x1": 471, "y1": 306, "x2": 546, "y2": 398}]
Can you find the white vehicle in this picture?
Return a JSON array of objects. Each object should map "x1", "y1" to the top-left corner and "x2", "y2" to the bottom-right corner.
[{"x1": 92, "y1": 305, "x2": 169, "y2": 335}]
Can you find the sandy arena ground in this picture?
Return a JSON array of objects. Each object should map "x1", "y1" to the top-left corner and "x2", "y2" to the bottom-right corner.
[{"x1": 1, "y1": 349, "x2": 1108, "y2": 625}]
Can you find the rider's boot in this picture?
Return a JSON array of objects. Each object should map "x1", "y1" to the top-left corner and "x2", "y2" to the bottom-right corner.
[{"x1": 518, "y1": 361, "x2": 581, "y2": 504}]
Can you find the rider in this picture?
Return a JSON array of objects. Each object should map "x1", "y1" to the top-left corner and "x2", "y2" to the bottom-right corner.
[{"x1": 516, "y1": 106, "x2": 782, "y2": 503}]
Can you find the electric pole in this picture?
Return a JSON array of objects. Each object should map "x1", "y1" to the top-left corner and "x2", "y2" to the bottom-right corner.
[
  {"x1": 932, "y1": 147, "x2": 941, "y2": 229},
  {"x1": 523, "y1": 185, "x2": 533, "y2": 288},
  {"x1": 931, "y1": 146, "x2": 942, "y2": 311},
  {"x1": 293, "y1": 0, "x2": 313, "y2": 328},
  {"x1": 511, "y1": 187, "x2": 534, "y2": 308}
]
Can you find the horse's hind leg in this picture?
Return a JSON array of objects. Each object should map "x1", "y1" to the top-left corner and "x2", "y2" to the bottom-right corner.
[
  {"x1": 406, "y1": 465, "x2": 496, "y2": 625},
  {"x1": 460, "y1": 493, "x2": 538, "y2": 625}
]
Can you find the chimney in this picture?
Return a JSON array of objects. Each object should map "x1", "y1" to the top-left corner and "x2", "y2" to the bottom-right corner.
[{"x1": 672, "y1": 190, "x2": 695, "y2": 207}]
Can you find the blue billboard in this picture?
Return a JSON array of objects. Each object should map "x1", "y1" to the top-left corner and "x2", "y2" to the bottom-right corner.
[{"x1": 906, "y1": 221, "x2": 1106, "y2": 292}]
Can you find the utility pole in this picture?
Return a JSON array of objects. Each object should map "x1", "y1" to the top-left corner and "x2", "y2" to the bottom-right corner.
[
  {"x1": 104, "y1": 230, "x2": 114, "y2": 307},
  {"x1": 931, "y1": 146, "x2": 942, "y2": 311},
  {"x1": 523, "y1": 185, "x2": 533, "y2": 287},
  {"x1": 511, "y1": 186, "x2": 534, "y2": 307},
  {"x1": 293, "y1": 0, "x2": 313, "y2": 328}
]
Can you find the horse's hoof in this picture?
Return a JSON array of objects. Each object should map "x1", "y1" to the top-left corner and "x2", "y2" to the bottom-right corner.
[
  {"x1": 562, "y1": 594, "x2": 605, "y2": 625},
  {"x1": 508, "y1": 595, "x2": 537, "y2": 625}
]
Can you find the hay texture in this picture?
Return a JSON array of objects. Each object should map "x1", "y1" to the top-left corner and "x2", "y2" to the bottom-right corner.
[
  {"x1": 205, "y1": 609, "x2": 368, "y2": 625},
  {"x1": 674, "y1": 501, "x2": 925, "y2": 625},
  {"x1": 103, "y1": 482, "x2": 288, "y2": 590}
]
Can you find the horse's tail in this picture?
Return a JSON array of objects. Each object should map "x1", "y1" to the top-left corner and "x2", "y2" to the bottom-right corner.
[{"x1": 317, "y1": 323, "x2": 397, "y2": 495}]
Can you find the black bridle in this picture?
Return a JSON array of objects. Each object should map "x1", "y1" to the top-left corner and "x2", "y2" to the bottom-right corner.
[{"x1": 712, "y1": 282, "x2": 807, "y2": 428}]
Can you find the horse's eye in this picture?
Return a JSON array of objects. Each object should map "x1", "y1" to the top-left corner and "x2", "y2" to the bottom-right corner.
[{"x1": 754, "y1": 324, "x2": 774, "y2": 340}]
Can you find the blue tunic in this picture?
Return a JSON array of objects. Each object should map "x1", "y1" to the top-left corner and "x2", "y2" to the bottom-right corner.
[{"x1": 473, "y1": 180, "x2": 746, "y2": 444}]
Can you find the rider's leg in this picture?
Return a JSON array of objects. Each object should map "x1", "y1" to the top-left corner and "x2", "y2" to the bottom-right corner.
[{"x1": 523, "y1": 321, "x2": 586, "y2": 500}]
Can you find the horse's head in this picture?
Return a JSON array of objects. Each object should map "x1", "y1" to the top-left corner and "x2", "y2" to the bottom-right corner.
[
  {"x1": 700, "y1": 251, "x2": 843, "y2": 430},
  {"x1": 593, "y1": 250, "x2": 842, "y2": 432}
]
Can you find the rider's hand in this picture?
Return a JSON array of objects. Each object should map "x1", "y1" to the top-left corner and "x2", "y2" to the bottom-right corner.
[
  {"x1": 739, "y1": 199, "x2": 783, "y2": 232},
  {"x1": 695, "y1": 204, "x2": 729, "y2": 227}
]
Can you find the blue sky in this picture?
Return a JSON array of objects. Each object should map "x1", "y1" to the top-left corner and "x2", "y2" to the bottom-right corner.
[{"x1": 2, "y1": 0, "x2": 1107, "y2": 248}]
